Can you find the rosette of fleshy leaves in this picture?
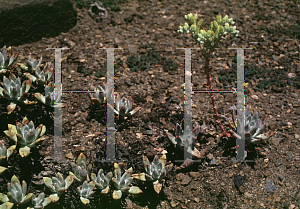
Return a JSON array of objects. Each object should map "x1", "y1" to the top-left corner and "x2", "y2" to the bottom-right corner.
[
  {"x1": 43, "y1": 172, "x2": 74, "y2": 200},
  {"x1": 166, "y1": 119, "x2": 204, "y2": 159},
  {"x1": 89, "y1": 83, "x2": 113, "y2": 106},
  {"x1": 111, "y1": 163, "x2": 143, "y2": 200},
  {"x1": 20, "y1": 56, "x2": 53, "y2": 87},
  {"x1": 0, "y1": 140, "x2": 16, "y2": 174},
  {"x1": 26, "y1": 192, "x2": 59, "y2": 209},
  {"x1": 3, "y1": 116, "x2": 46, "y2": 157},
  {"x1": 34, "y1": 82, "x2": 62, "y2": 108},
  {"x1": 108, "y1": 92, "x2": 141, "y2": 119},
  {"x1": 0, "y1": 175, "x2": 33, "y2": 206},
  {"x1": 77, "y1": 181, "x2": 96, "y2": 205},
  {"x1": 0, "y1": 73, "x2": 36, "y2": 114},
  {"x1": 133, "y1": 154, "x2": 173, "y2": 194},
  {"x1": 229, "y1": 105, "x2": 276, "y2": 144},
  {"x1": 18, "y1": 55, "x2": 43, "y2": 74},
  {"x1": 178, "y1": 14, "x2": 239, "y2": 54},
  {"x1": 90, "y1": 169, "x2": 112, "y2": 194},
  {"x1": 0, "y1": 46, "x2": 19, "y2": 74},
  {"x1": 0, "y1": 202, "x2": 14, "y2": 209},
  {"x1": 69, "y1": 153, "x2": 92, "y2": 182}
]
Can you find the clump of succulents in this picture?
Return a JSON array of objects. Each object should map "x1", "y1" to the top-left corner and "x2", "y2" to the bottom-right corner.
[
  {"x1": 34, "y1": 82, "x2": 62, "y2": 108},
  {"x1": 18, "y1": 55, "x2": 43, "y2": 74},
  {"x1": 27, "y1": 192, "x2": 59, "y2": 209},
  {"x1": 89, "y1": 83, "x2": 113, "y2": 106},
  {"x1": 3, "y1": 117, "x2": 46, "y2": 157},
  {"x1": 108, "y1": 92, "x2": 141, "y2": 119},
  {"x1": 229, "y1": 105, "x2": 276, "y2": 144},
  {"x1": 0, "y1": 46, "x2": 19, "y2": 74},
  {"x1": 69, "y1": 153, "x2": 92, "y2": 182},
  {"x1": 0, "y1": 175, "x2": 33, "y2": 206},
  {"x1": 111, "y1": 163, "x2": 142, "y2": 200},
  {"x1": 166, "y1": 119, "x2": 204, "y2": 158},
  {"x1": 133, "y1": 154, "x2": 173, "y2": 194},
  {"x1": 90, "y1": 169, "x2": 112, "y2": 194},
  {"x1": 77, "y1": 181, "x2": 96, "y2": 205},
  {"x1": 22, "y1": 59, "x2": 53, "y2": 87},
  {"x1": 0, "y1": 73, "x2": 36, "y2": 114},
  {"x1": 0, "y1": 140, "x2": 16, "y2": 174},
  {"x1": 43, "y1": 173, "x2": 74, "y2": 200}
]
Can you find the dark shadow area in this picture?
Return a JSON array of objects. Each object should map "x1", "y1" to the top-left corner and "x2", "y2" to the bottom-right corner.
[{"x1": 0, "y1": 0, "x2": 77, "y2": 47}]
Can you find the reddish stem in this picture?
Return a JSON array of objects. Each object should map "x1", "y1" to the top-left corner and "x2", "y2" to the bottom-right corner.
[{"x1": 204, "y1": 55, "x2": 231, "y2": 138}]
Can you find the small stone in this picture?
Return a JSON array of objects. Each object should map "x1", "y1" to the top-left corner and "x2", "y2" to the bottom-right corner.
[
  {"x1": 170, "y1": 200, "x2": 180, "y2": 208},
  {"x1": 251, "y1": 95, "x2": 259, "y2": 100},
  {"x1": 189, "y1": 172, "x2": 201, "y2": 178},
  {"x1": 271, "y1": 138, "x2": 280, "y2": 146},
  {"x1": 234, "y1": 175, "x2": 244, "y2": 189},
  {"x1": 207, "y1": 153, "x2": 214, "y2": 160},
  {"x1": 181, "y1": 175, "x2": 192, "y2": 186},
  {"x1": 278, "y1": 174, "x2": 284, "y2": 181},
  {"x1": 128, "y1": 45, "x2": 138, "y2": 54},
  {"x1": 269, "y1": 96, "x2": 275, "y2": 104},
  {"x1": 210, "y1": 157, "x2": 216, "y2": 165},
  {"x1": 272, "y1": 55, "x2": 279, "y2": 61},
  {"x1": 198, "y1": 58, "x2": 203, "y2": 63},
  {"x1": 125, "y1": 80, "x2": 133, "y2": 86},
  {"x1": 288, "y1": 73, "x2": 297, "y2": 78},
  {"x1": 143, "y1": 130, "x2": 153, "y2": 135},
  {"x1": 244, "y1": 192, "x2": 253, "y2": 198},
  {"x1": 265, "y1": 179, "x2": 276, "y2": 192}
]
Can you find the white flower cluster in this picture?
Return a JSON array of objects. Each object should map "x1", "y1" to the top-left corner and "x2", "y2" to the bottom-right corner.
[{"x1": 178, "y1": 13, "x2": 239, "y2": 52}]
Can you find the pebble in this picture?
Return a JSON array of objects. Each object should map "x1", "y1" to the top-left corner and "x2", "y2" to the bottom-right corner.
[
  {"x1": 265, "y1": 179, "x2": 276, "y2": 192},
  {"x1": 272, "y1": 55, "x2": 278, "y2": 61},
  {"x1": 288, "y1": 73, "x2": 297, "y2": 78},
  {"x1": 244, "y1": 192, "x2": 253, "y2": 198},
  {"x1": 234, "y1": 175, "x2": 244, "y2": 189},
  {"x1": 210, "y1": 157, "x2": 216, "y2": 165},
  {"x1": 251, "y1": 95, "x2": 259, "y2": 100}
]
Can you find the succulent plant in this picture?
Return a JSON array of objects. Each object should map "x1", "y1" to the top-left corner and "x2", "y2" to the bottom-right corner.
[
  {"x1": 111, "y1": 163, "x2": 142, "y2": 200},
  {"x1": 108, "y1": 92, "x2": 141, "y2": 119},
  {"x1": 26, "y1": 193, "x2": 59, "y2": 209},
  {"x1": 89, "y1": 83, "x2": 113, "y2": 105},
  {"x1": 90, "y1": 169, "x2": 112, "y2": 194},
  {"x1": 0, "y1": 202, "x2": 14, "y2": 209},
  {"x1": 0, "y1": 73, "x2": 36, "y2": 114},
  {"x1": 166, "y1": 119, "x2": 204, "y2": 158},
  {"x1": 0, "y1": 175, "x2": 33, "y2": 206},
  {"x1": 34, "y1": 82, "x2": 63, "y2": 108},
  {"x1": 18, "y1": 55, "x2": 43, "y2": 74},
  {"x1": 43, "y1": 173, "x2": 74, "y2": 199},
  {"x1": 133, "y1": 154, "x2": 173, "y2": 194},
  {"x1": 0, "y1": 140, "x2": 16, "y2": 174},
  {"x1": 229, "y1": 105, "x2": 276, "y2": 144},
  {"x1": 77, "y1": 181, "x2": 96, "y2": 205},
  {"x1": 23, "y1": 62, "x2": 53, "y2": 87},
  {"x1": 69, "y1": 153, "x2": 92, "y2": 182},
  {"x1": 0, "y1": 46, "x2": 19, "y2": 74},
  {"x1": 3, "y1": 116, "x2": 46, "y2": 157}
]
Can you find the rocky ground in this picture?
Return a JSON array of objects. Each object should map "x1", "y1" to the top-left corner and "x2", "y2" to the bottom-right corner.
[{"x1": 0, "y1": 0, "x2": 299, "y2": 208}]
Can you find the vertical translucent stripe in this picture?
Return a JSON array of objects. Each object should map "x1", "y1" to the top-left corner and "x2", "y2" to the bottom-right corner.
[
  {"x1": 184, "y1": 48, "x2": 192, "y2": 161},
  {"x1": 106, "y1": 48, "x2": 116, "y2": 162},
  {"x1": 236, "y1": 48, "x2": 245, "y2": 161}
]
